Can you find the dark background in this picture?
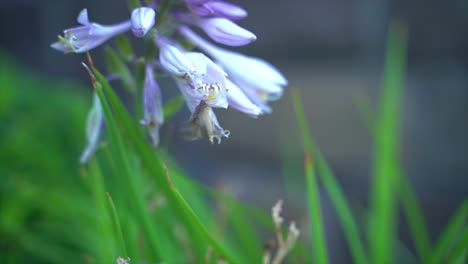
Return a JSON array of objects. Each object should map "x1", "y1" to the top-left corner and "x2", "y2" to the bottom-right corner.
[{"x1": 1, "y1": 0, "x2": 467, "y2": 262}]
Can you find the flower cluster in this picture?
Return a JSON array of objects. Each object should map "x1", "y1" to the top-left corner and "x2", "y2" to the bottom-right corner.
[{"x1": 51, "y1": 0, "x2": 287, "y2": 162}]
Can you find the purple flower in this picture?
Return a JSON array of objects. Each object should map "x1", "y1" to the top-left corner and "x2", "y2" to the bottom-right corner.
[
  {"x1": 176, "y1": 52, "x2": 228, "y2": 111},
  {"x1": 80, "y1": 92, "x2": 104, "y2": 163},
  {"x1": 140, "y1": 64, "x2": 164, "y2": 146},
  {"x1": 156, "y1": 36, "x2": 228, "y2": 111},
  {"x1": 131, "y1": 7, "x2": 156, "y2": 37},
  {"x1": 188, "y1": 1, "x2": 247, "y2": 20},
  {"x1": 226, "y1": 79, "x2": 262, "y2": 117},
  {"x1": 51, "y1": 9, "x2": 131, "y2": 53},
  {"x1": 156, "y1": 35, "x2": 196, "y2": 77},
  {"x1": 185, "y1": 102, "x2": 230, "y2": 144},
  {"x1": 179, "y1": 26, "x2": 287, "y2": 113},
  {"x1": 176, "y1": 13, "x2": 256, "y2": 46}
]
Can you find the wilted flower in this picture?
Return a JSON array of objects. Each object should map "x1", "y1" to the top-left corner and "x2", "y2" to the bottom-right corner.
[
  {"x1": 187, "y1": 1, "x2": 247, "y2": 20},
  {"x1": 131, "y1": 7, "x2": 156, "y2": 37},
  {"x1": 185, "y1": 102, "x2": 230, "y2": 144},
  {"x1": 179, "y1": 26, "x2": 287, "y2": 113},
  {"x1": 80, "y1": 92, "x2": 104, "y2": 163},
  {"x1": 51, "y1": 9, "x2": 131, "y2": 53},
  {"x1": 176, "y1": 13, "x2": 256, "y2": 46},
  {"x1": 140, "y1": 64, "x2": 164, "y2": 146}
]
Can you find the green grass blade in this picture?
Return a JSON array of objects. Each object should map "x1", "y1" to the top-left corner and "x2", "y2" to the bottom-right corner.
[
  {"x1": 369, "y1": 22, "x2": 407, "y2": 264},
  {"x1": 292, "y1": 91, "x2": 368, "y2": 264},
  {"x1": 304, "y1": 150, "x2": 329, "y2": 264},
  {"x1": 92, "y1": 64, "x2": 237, "y2": 263},
  {"x1": 445, "y1": 228, "x2": 468, "y2": 264},
  {"x1": 291, "y1": 91, "x2": 330, "y2": 264},
  {"x1": 115, "y1": 35, "x2": 135, "y2": 62},
  {"x1": 106, "y1": 192, "x2": 128, "y2": 258},
  {"x1": 86, "y1": 64, "x2": 164, "y2": 261},
  {"x1": 104, "y1": 46, "x2": 137, "y2": 93},
  {"x1": 399, "y1": 176, "x2": 431, "y2": 263},
  {"x1": 87, "y1": 159, "x2": 117, "y2": 262},
  {"x1": 354, "y1": 83, "x2": 432, "y2": 264},
  {"x1": 430, "y1": 200, "x2": 468, "y2": 264}
]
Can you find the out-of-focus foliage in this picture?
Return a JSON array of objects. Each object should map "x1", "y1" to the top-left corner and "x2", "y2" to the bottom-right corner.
[{"x1": 0, "y1": 50, "x2": 91, "y2": 263}]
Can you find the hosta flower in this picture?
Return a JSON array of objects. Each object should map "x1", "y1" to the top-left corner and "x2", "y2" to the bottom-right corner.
[
  {"x1": 176, "y1": 13, "x2": 256, "y2": 46},
  {"x1": 80, "y1": 93, "x2": 104, "y2": 163},
  {"x1": 140, "y1": 64, "x2": 164, "y2": 146},
  {"x1": 174, "y1": 52, "x2": 228, "y2": 112},
  {"x1": 51, "y1": 9, "x2": 131, "y2": 53},
  {"x1": 156, "y1": 36, "x2": 228, "y2": 111},
  {"x1": 187, "y1": 1, "x2": 247, "y2": 21},
  {"x1": 226, "y1": 79, "x2": 262, "y2": 117},
  {"x1": 156, "y1": 36, "x2": 196, "y2": 77},
  {"x1": 131, "y1": 7, "x2": 156, "y2": 37},
  {"x1": 185, "y1": 102, "x2": 230, "y2": 144},
  {"x1": 179, "y1": 26, "x2": 287, "y2": 113}
]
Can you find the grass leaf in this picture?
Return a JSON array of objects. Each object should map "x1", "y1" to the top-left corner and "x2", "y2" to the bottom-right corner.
[{"x1": 369, "y1": 21, "x2": 407, "y2": 264}]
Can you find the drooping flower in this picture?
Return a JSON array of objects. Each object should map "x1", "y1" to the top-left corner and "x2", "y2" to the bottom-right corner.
[
  {"x1": 185, "y1": 101, "x2": 230, "y2": 144},
  {"x1": 131, "y1": 7, "x2": 156, "y2": 37},
  {"x1": 176, "y1": 13, "x2": 256, "y2": 46},
  {"x1": 175, "y1": 52, "x2": 229, "y2": 111},
  {"x1": 140, "y1": 64, "x2": 164, "y2": 146},
  {"x1": 80, "y1": 92, "x2": 104, "y2": 163},
  {"x1": 187, "y1": 1, "x2": 248, "y2": 21},
  {"x1": 156, "y1": 36, "x2": 228, "y2": 111},
  {"x1": 51, "y1": 9, "x2": 131, "y2": 53},
  {"x1": 179, "y1": 26, "x2": 287, "y2": 113}
]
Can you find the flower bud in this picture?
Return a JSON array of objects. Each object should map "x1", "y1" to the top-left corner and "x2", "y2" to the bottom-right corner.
[{"x1": 131, "y1": 7, "x2": 156, "y2": 37}]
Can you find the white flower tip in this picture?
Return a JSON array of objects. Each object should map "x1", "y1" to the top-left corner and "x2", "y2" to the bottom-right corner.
[
  {"x1": 77, "y1": 9, "x2": 89, "y2": 25},
  {"x1": 272, "y1": 199, "x2": 284, "y2": 225},
  {"x1": 50, "y1": 42, "x2": 68, "y2": 53},
  {"x1": 289, "y1": 221, "x2": 300, "y2": 238}
]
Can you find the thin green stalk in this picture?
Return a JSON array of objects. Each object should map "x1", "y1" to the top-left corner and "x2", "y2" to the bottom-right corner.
[
  {"x1": 430, "y1": 201, "x2": 468, "y2": 264},
  {"x1": 445, "y1": 228, "x2": 468, "y2": 264},
  {"x1": 88, "y1": 159, "x2": 116, "y2": 262},
  {"x1": 84, "y1": 62, "x2": 163, "y2": 261},
  {"x1": 292, "y1": 91, "x2": 368, "y2": 264},
  {"x1": 304, "y1": 150, "x2": 329, "y2": 264},
  {"x1": 106, "y1": 192, "x2": 128, "y2": 258},
  {"x1": 399, "y1": 176, "x2": 431, "y2": 263},
  {"x1": 369, "y1": 22, "x2": 407, "y2": 264},
  {"x1": 355, "y1": 91, "x2": 432, "y2": 264}
]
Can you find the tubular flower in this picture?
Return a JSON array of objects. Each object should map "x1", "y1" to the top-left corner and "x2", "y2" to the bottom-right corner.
[
  {"x1": 226, "y1": 79, "x2": 262, "y2": 117},
  {"x1": 156, "y1": 36, "x2": 228, "y2": 112},
  {"x1": 140, "y1": 64, "x2": 164, "y2": 146},
  {"x1": 51, "y1": 9, "x2": 131, "y2": 53},
  {"x1": 179, "y1": 26, "x2": 287, "y2": 113},
  {"x1": 176, "y1": 13, "x2": 256, "y2": 46},
  {"x1": 155, "y1": 35, "x2": 196, "y2": 77},
  {"x1": 80, "y1": 92, "x2": 104, "y2": 164},
  {"x1": 131, "y1": 7, "x2": 156, "y2": 37},
  {"x1": 174, "y1": 51, "x2": 228, "y2": 112},
  {"x1": 187, "y1": 1, "x2": 247, "y2": 20}
]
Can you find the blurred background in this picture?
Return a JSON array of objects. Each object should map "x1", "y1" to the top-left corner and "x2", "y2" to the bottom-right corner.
[{"x1": 1, "y1": 0, "x2": 467, "y2": 262}]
